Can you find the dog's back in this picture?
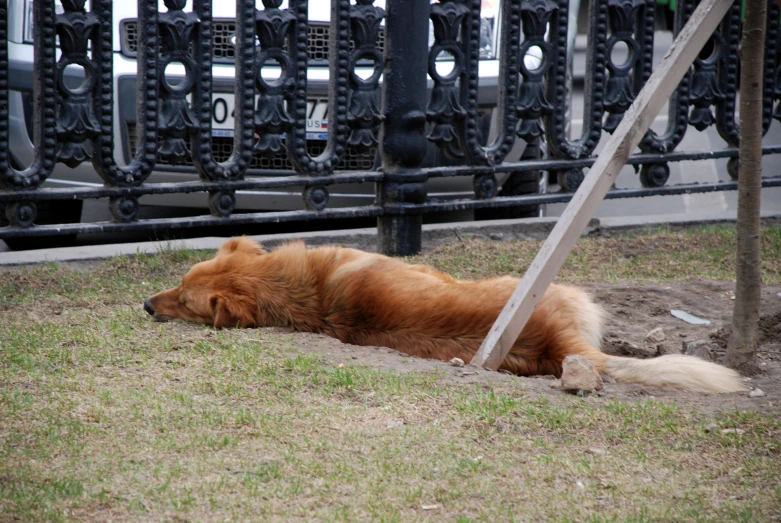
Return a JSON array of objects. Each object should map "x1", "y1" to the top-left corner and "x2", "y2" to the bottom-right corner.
[
  {"x1": 299, "y1": 244, "x2": 745, "y2": 392},
  {"x1": 303, "y1": 245, "x2": 598, "y2": 376}
]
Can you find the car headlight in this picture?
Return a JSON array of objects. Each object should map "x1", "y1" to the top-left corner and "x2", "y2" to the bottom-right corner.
[
  {"x1": 23, "y1": 0, "x2": 64, "y2": 45},
  {"x1": 481, "y1": 0, "x2": 545, "y2": 71},
  {"x1": 478, "y1": 0, "x2": 499, "y2": 60},
  {"x1": 23, "y1": 0, "x2": 34, "y2": 44},
  {"x1": 429, "y1": 0, "x2": 500, "y2": 61}
]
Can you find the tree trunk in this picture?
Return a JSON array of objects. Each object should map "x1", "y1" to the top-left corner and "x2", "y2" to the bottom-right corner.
[{"x1": 726, "y1": 0, "x2": 766, "y2": 374}]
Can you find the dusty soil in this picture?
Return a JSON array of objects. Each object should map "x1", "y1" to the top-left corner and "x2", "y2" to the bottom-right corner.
[{"x1": 258, "y1": 280, "x2": 781, "y2": 417}]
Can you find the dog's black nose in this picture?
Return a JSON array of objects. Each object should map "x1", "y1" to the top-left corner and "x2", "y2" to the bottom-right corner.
[{"x1": 143, "y1": 299, "x2": 155, "y2": 316}]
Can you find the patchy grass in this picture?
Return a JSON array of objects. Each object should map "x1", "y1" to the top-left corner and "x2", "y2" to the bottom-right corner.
[
  {"x1": 0, "y1": 246, "x2": 214, "y2": 311},
  {"x1": 410, "y1": 225, "x2": 781, "y2": 284},
  {"x1": 1, "y1": 224, "x2": 781, "y2": 521}
]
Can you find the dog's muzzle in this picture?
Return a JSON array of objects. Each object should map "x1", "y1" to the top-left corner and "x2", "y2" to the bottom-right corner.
[{"x1": 143, "y1": 299, "x2": 155, "y2": 316}]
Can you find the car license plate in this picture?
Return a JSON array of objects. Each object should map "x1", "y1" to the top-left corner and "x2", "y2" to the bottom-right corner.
[{"x1": 209, "y1": 94, "x2": 329, "y2": 140}]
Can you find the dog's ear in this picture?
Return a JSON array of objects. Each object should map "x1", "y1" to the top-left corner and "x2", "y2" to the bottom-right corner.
[
  {"x1": 209, "y1": 293, "x2": 256, "y2": 329},
  {"x1": 217, "y1": 237, "x2": 266, "y2": 257}
]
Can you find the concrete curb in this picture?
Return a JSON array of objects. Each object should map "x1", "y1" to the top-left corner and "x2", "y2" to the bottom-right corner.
[{"x1": 1, "y1": 210, "x2": 779, "y2": 266}]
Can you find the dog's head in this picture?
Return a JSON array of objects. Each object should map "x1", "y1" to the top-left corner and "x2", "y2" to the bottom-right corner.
[{"x1": 144, "y1": 237, "x2": 265, "y2": 328}]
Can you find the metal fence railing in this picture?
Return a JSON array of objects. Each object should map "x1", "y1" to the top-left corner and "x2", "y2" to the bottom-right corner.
[{"x1": 0, "y1": 0, "x2": 779, "y2": 254}]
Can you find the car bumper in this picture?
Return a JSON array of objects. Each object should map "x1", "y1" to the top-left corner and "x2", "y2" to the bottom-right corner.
[{"x1": 8, "y1": 45, "x2": 529, "y2": 211}]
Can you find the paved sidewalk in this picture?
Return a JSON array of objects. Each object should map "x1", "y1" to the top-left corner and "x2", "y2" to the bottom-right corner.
[{"x1": 1, "y1": 210, "x2": 779, "y2": 266}]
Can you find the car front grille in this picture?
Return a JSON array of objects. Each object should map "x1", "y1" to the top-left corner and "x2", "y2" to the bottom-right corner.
[
  {"x1": 120, "y1": 19, "x2": 385, "y2": 64},
  {"x1": 126, "y1": 124, "x2": 378, "y2": 172}
]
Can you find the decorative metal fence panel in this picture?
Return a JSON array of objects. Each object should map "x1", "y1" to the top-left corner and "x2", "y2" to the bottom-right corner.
[{"x1": 0, "y1": 0, "x2": 779, "y2": 255}]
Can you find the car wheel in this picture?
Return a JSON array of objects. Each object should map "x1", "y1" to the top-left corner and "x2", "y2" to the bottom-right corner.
[
  {"x1": 1, "y1": 200, "x2": 83, "y2": 250},
  {"x1": 476, "y1": 139, "x2": 544, "y2": 220}
]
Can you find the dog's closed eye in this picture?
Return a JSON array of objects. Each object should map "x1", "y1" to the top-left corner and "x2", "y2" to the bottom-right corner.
[{"x1": 180, "y1": 298, "x2": 202, "y2": 317}]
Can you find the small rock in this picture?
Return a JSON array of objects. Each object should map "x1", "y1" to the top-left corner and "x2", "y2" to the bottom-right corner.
[
  {"x1": 575, "y1": 481, "x2": 585, "y2": 489},
  {"x1": 682, "y1": 339, "x2": 712, "y2": 361},
  {"x1": 386, "y1": 420, "x2": 404, "y2": 429},
  {"x1": 614, "y1": 340, "x2": 657, "y2": 358},
  {"x1": 560, "y1": 355, "x2": 604, "y2": 394},
  {"x1": 749, "y1": 388, "x2": 766, "y2": 398},
  {"x1": 646, "y1": 327, "x2": 666, "y2": 343},
  {"x1": 586, "y1": 448, "x2": 606, "y2": 456},
  {"x1": 657, "y1": 343, "x2": 681, "y2": 356},
  {"x1": 351, "y1": 356, "x2": 358, "y2": 360},
  {"x1": 461, "y1": 371, "x2": 478, "y2": 377},
  {"x1": 400, "y1": 353, "x2": 409, "y2": 358},
  {"x1": 449, "y1": 357, "x2": 465, "y2": 367},
  {"x1": 489, "y1": 232, "x2": 504, "y2": 241},
  {"x1": 704, "y1": 423, "x2": 719, "y2": 433},
  {"x1": 338, "y1": 363, "x2": 345, "y2": 368},
  {"x1": 710, "y1": 350, "x2": 726, "y2": 365},
  {"x1": 690, "y1": 346, "x2": 712, "y2": 361},
  {"x1": 421, "y1": 505, "x2": 438, "y2": 511},
  {"x1": 721, "y1": 428, "x2": 745, "y2": 435},
  {"x1": 497, "y1": 369, "x2": 514, "y2": 375},
  {"x1": 682, "y1": 339, "x2": 707, "y2": 352},
  {"x1": 550, "y1": 380, "x2": 561, "y2": 389}
]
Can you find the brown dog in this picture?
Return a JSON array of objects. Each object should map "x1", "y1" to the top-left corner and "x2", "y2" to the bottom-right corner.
[{"x1": 145, "y1": 237, "x2": 745, "y2": 393}]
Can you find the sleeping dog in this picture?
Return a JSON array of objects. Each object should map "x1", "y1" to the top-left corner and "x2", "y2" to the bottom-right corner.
[{"x1": 144, "y1": 237, "x2": 745, "y2": 393}]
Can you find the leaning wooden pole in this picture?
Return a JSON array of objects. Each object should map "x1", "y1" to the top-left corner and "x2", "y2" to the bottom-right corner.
[
  {"x1": 726, "y1": 0, "x2": 766, "y2": 373},
  {"x1": 470, "y1": 0, "x2": 733, "y2": 370}
]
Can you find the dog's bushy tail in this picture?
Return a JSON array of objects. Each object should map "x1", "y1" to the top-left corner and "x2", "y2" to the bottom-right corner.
[
  {"x1": 600, "y1": 354, "x2": 746, "y2": 393},
  {"x1": 571, "y1": 340, "x2": 746, "y2": 393},
  {"x1": 560, "y1": 295, "x2": 746, "y2": 394}
]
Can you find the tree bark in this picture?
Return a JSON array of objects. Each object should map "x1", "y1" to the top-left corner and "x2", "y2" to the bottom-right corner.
[{"x1": 726, "y1": 0, "x2": 766, "y2": 374}]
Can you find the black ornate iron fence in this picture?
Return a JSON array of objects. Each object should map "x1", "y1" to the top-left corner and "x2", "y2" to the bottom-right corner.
[{"x1": 0, "y1": 0, "x2": 779, "y2": 255}]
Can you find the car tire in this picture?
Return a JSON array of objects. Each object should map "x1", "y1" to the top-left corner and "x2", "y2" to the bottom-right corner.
[
  {"x1": 476, "y1": 139, "x2": 544, "y2": 220},
  {"x1": 1, "y1": 200, "x2": 83, "y2": 250}
]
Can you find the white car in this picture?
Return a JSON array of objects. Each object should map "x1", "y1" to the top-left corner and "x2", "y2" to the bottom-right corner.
[{"x1": 4, "y1": 0, "x2": 554, "y2": 242}]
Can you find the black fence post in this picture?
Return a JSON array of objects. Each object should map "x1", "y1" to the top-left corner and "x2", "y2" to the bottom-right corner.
[{"x1": 377, "y1": 0, "x2": 430, "y2": 256}]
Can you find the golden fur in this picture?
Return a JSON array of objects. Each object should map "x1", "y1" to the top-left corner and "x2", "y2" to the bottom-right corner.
[{"x1": 145, "y1": 237, "x2": 746, "y2": 393}]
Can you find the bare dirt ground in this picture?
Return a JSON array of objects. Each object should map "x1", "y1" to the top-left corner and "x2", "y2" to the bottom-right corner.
[{"x1": 261, "y1": 280, "x2": 781, "y2": 417}]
